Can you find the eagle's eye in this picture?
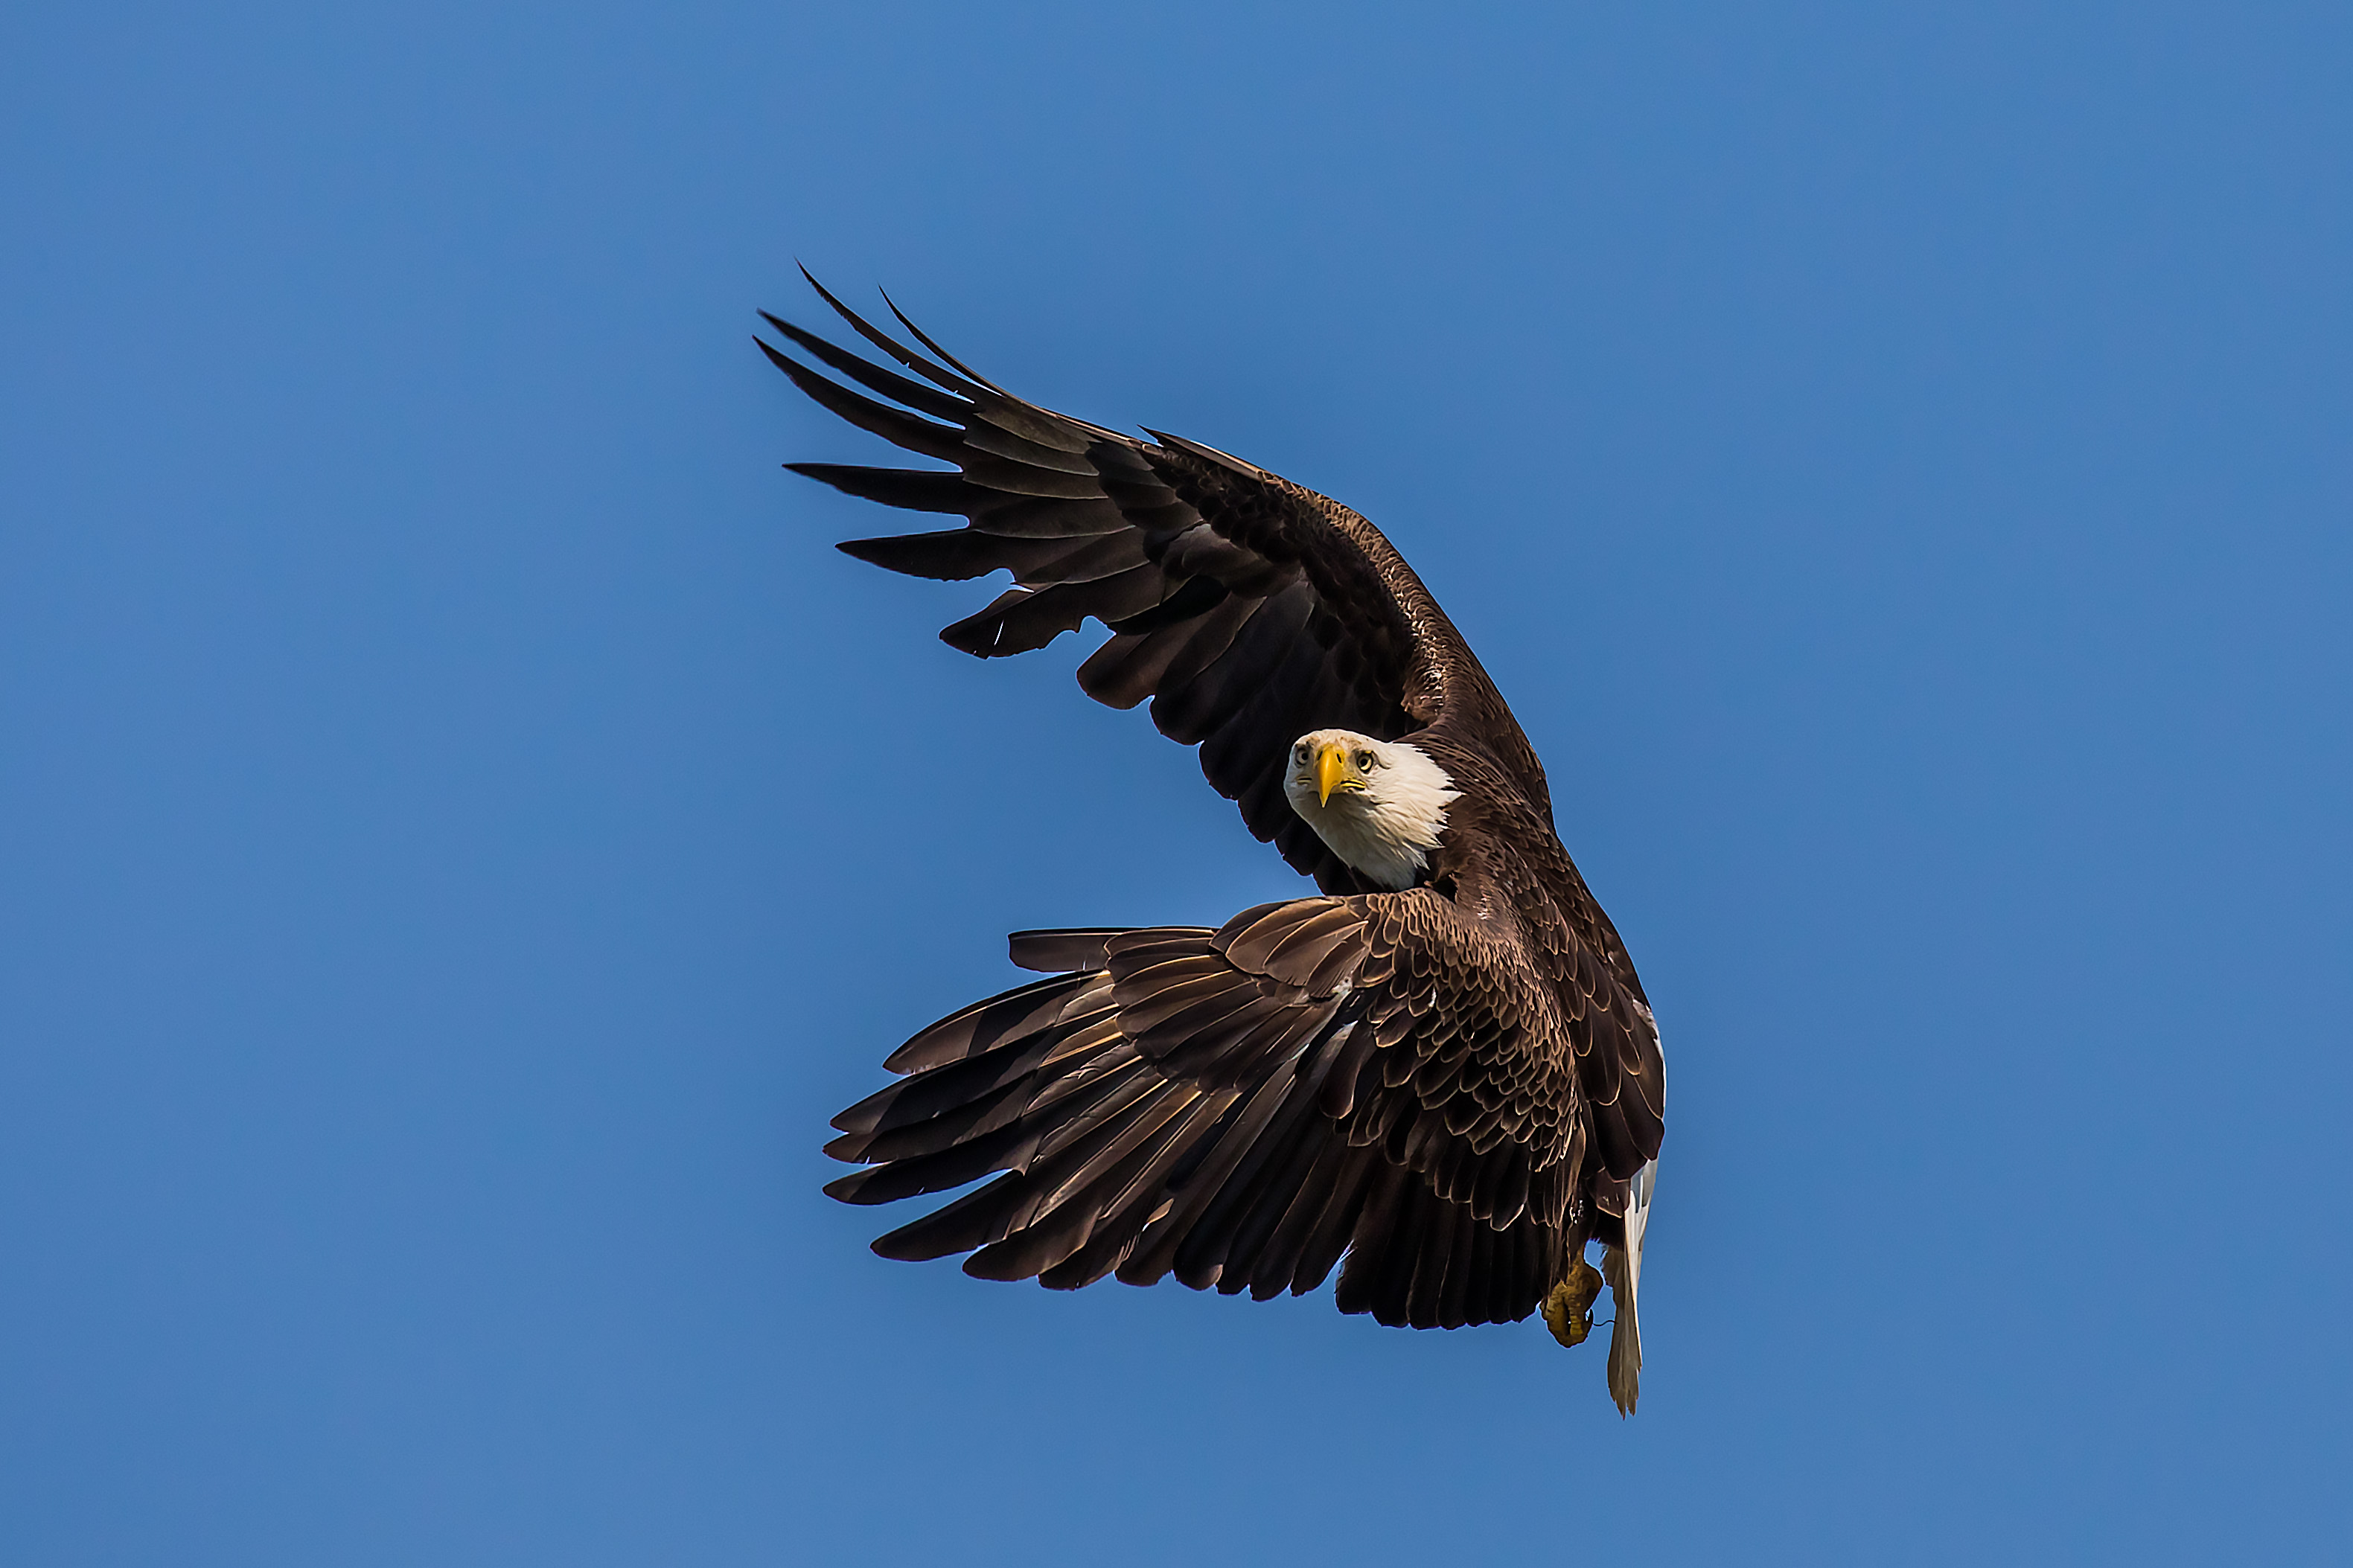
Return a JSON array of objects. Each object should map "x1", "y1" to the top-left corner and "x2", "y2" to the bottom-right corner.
[
  {"x1": 1355, "y1": 749, "x2": 1376, "y2": 771},
  {"x1": 1294, "y1": 743, "x2": 1311, "y2": 764}
]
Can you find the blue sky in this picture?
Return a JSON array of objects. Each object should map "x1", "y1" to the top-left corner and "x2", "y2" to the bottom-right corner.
[{"x1": 4, "y1": 2, "x2": 2349, "y2": 1562}]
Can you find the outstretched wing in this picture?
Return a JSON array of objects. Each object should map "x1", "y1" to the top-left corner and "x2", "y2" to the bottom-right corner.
[
  {"x1": 762, "y1": 275, "x2": 1552, "y2": 888},
  {"x1": 823, "y1": 893, "x2": 1623, "y2": 1331}
]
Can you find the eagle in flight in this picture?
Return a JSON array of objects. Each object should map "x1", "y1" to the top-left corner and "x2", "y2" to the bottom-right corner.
[{"x1": 765, "y1": 275, "x2": 1666, "y2": 1412}]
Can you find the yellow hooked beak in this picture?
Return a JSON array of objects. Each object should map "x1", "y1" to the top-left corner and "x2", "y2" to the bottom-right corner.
[{"x1": 1315, "y1": 742, "x2": 1353, "y2": 806}]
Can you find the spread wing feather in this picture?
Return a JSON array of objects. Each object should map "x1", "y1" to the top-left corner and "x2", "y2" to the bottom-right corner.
[
  {"x1": 822, "y1": 895, "x2": 1638, "y2": 1327},
  {"x1": 762, "y1": 272, "x2": 1555, "y2": 886}
]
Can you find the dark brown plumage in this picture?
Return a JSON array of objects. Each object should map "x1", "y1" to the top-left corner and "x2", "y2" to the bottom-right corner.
[{"x1": 767, "y1": 274, "x2": 1666, "y2": 1411}]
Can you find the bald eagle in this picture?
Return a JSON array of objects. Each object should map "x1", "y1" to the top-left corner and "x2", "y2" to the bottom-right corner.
[{"x1": 765, "y1": 275, "x2": 1665, "y2": 1412}]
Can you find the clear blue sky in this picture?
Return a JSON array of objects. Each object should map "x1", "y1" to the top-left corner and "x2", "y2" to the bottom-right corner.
[{"x1": 4, "y1": 3, "x2": 2348, "y2": 1563}]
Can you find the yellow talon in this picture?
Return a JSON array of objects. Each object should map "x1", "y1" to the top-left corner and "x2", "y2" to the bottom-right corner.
[{"x1": 1543, "y1": 1258, "x2": 1603, "y2": 1348}]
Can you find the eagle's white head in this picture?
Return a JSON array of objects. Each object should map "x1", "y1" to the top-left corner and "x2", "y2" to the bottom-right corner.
[{"x1": 1283, "y1": 729, "x2": 1462, "y2": 892}]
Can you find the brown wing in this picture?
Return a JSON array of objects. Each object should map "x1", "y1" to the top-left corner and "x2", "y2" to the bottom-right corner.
[
  {"x1": 762, "y1": 273, "x2": 1554, "y2": 887},
  {"x1": 820, "y1": 893, "x2": 1647, "y2": 1331}
]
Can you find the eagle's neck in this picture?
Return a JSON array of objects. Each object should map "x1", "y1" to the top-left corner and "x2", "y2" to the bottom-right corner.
[{"x1": 1295, "y1": 743, "x2": 1461, "y2": 891}]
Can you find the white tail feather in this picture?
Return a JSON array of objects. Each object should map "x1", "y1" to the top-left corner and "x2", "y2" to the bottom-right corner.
[{"x1": 1603, "y1": 1158, "x2": 1656, "y2": 1415}]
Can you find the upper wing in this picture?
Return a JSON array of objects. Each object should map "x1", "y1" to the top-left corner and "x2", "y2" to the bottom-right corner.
[{"x1": 762, "y1": 275, "x2": 1553, "y2": 887}]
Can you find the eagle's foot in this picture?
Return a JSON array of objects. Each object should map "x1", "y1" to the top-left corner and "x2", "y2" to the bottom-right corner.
[{"x1": 1543, "y1": 1258, "x2": 1603, "y2": 1348}]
